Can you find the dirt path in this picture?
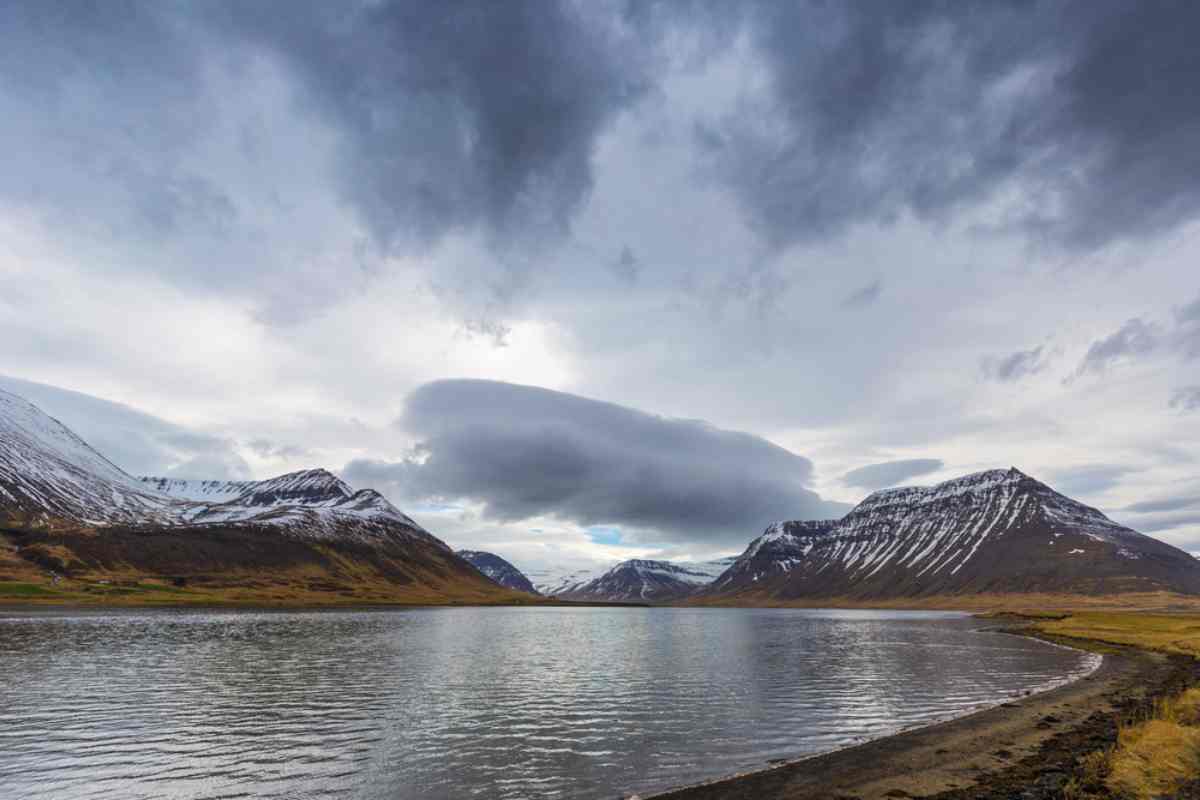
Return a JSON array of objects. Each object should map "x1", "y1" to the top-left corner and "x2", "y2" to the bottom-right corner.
[{"x1": 649, "y1": 633, "x2": 1195, "y2": 800}]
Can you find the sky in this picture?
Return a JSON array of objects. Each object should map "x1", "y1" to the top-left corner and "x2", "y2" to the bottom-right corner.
[{"x1": 2, "y1": 1, "x2": 1199, "y2": 576}]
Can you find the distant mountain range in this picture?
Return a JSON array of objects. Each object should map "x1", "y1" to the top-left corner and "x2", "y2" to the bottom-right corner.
[
  {"x1": 0, "y1": 389, "x2": 521, "y2": 604},
  {"x1": 464, "y1": 469, "x2": 1200, "y2": 604},
  {"x1": 551, "y1": 558, "x2": 736, "y2": 602},
  {"x1": 4, "y1": 386, "x2": 1198, "y2": 606}
]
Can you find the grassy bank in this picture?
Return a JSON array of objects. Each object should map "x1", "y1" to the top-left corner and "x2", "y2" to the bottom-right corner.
[
  {"x1": 0, "y1": 576, "x2": 543, "y2": 608},
  {"x1": 1032, "y1": 612, "x2": 1200, "y2": 799}
]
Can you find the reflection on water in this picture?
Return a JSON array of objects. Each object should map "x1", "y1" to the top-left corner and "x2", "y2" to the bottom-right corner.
[{"x1": 0, "y1": 607, "x2": 1097, "y2": 799}]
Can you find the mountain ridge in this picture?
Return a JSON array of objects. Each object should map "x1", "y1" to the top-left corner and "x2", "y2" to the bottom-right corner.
[
  {"x1": 554, "y1": 556, "x2": 737, "y2": 602},
  {"x1": 0, "y1": 388, "x2": 519, "y2": 605},
  {"x1": 702, "y1": 467, "x2": 1200, "y2": 601}
]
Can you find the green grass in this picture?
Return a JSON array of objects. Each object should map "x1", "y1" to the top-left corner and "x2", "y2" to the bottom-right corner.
[{"x1": 0, "y1": 581, "x2": 64, "y2": 597}]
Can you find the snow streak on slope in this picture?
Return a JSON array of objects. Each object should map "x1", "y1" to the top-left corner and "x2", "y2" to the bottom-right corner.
[
  {"x1": 140, "y1": 470, "x2": 446, "y2": 548},
  {"x1": 0, "y1": 387, "x2": 441, "y2": 547},
  {"x1": 0, "y1": 389, "x2": 182, "y2": 526},
  {"x1": 711, "y1": 467, "x2": 1200, "y2": 597}
]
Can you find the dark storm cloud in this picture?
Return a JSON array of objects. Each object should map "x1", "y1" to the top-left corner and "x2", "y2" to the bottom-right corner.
[
  {"x1": 842, "y1": 458, "x2": 944, "y2": 491},
  {"x1": 1171, "y1": 387, "x2": 1200, "y2": 413},
  {"x1": 691, "y1": 1, "x2": 1200, "y2": 250},
  {"x1": 210, "y1": 0, "x2": 649, "y2": 251},
  {"x1": 6, "y1": 0, "x2": 1200, "y2": 309},
  {"x1": 0, "y1": 375, "x2": 249, "y2": 479},
  {"x1": 841, "y1": 280, "x2": 882, "y2": 309},
  {"x1": 982, "y1": 346, "x2": 1045, "y2": 382},
  {"x1": 343, "y1": 379, "x2": 847, "y2": 545},
  {"x1": 1073, "y1": 319, "x2": 1158, "y2": 378},
  {"x1": 0, "y1": 0, "x2": 651, "y2": 318}
]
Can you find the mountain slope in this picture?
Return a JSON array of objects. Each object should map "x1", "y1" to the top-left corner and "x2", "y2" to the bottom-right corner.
[
  {"x1": 0, "y1": 389, "x2": 521, "y2": 605},
  {"x1": 704, "y1": 468, "x2": 1200, "y2": 601},
  {"x1": 556, "y1": 557, "x2": 737, "y2": 602},
  {"x1": 457, "y1": 550, "x2": 539, "y2": 594}
]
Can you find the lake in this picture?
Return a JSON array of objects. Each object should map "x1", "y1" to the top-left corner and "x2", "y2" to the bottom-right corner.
[{"x1": 0, "y1": 607, "x2": 1099, "y2": 799}]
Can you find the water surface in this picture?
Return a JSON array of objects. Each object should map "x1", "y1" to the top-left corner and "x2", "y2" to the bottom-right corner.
[{"x1": 0, "y1": 607, "x2": 1098, "y2": 799}]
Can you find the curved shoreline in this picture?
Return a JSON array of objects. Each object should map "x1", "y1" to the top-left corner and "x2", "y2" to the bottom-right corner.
[{"x1": 647, "y1": 628, "x2": 1181, "y2": 800}]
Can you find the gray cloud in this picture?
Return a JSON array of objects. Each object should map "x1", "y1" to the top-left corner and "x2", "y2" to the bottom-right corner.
[
  {"x1": 982, "y1": 346, "x2": 1046, "y2": 382},
  {"x1": 842, "y1": 458, "x2": 944, "y2": 491},
  {"x1": 690, "y1": 1, "x2": 1200, "y2": 250},
  {"x1": 1047, "y1": 464, "x2": 1136, "y2": 498},
  {"x1": 1073, "y1": 319, "x2": 1158, "y2": 378},
  {"x1": 246, "y1": 439, "x2": 313, "y2": 461},
  {"x1": 610, "y1": 245, "x2": 641, "y2": 284},
  {"x1": 5, "y1": 0, "x2": 1200, "y2": 341},
  {"x1": 211, "y1": 1, "x2": 649, "y2": 252},
  {"x1": 1171, "y1": 386, "x2": 1200, "y2": 413},
  {"x1": 343, "y1": 379, "x2": 848, "y2": 546},
  {"x1": 0, "y1": 375, "x2": 249, "y2": 479},
  {"x1": 0, "y1": 0, "x2": 651, "y2": 322},
  {"x1": 1175, "y1": 294, "x2": 1200, "y2": 359},
  {"x1": 841, "y1": 280, "x2": 882, "y2": 309},
  {"x1": 1123, "y1": 494, "x2": 1200, "y2": 515},
  {"x1": 1131, "y1": 512, "x2": 1200, "y2": 535}
]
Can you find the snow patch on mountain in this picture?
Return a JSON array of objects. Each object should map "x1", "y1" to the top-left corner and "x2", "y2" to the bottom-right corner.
[
  {"x1": 0, "y1": 387, "x2": 441, "y2": 547},
  {"x1": 710, "y1": 467, "x2": 1200, "y2": 597}
]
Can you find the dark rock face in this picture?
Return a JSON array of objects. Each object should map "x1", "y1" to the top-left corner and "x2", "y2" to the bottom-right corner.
[
  {"x1": 457, "y1": 550, "x2": 539, "y2": 594},
  {"x1": 705, "y1": 468, "x2": 1200, "y2": 601}
]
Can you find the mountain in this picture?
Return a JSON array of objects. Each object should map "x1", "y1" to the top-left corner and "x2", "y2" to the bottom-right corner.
[
  {"x1": 555, "y1": 557, "x2": 738, "y2": 602},
  {"x1": 457, "y1": 550, "x2": 539, "y2": 594},
  {"x1": 0, "y1": 389, "x2": 523, "y2": 605},
  {"x1": 703, "y1": 468, "x2": 1200, "y2": 602},
  {"x1": 527, "y1": 565, "x2": 605, "y2": 596}
]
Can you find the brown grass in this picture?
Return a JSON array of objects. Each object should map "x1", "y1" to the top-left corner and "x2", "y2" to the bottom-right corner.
[
  {"x1": 1107, "y1": 717, "x2": 1200, "y2": 798},
  {"x1": 1037, "y1": 611, "x2": 1200, "y2": 657},
  {"x1": 1033, "y1": 613, "x2": 1200, "y2": 799}
]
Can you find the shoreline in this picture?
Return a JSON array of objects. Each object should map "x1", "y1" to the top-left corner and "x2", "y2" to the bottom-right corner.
[{"x1": 647, "y1": 624, "x2": 1196, "y2": 800}]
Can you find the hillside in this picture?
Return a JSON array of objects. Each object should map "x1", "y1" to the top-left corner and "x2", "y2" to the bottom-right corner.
[
  {"x1": 701, "y1": 468, "x2": 1200, "y2": 603},
  {"x1": 0, "y1": 389, "x2": 524, "y2": 605},
  {"x1": 457, "y1": 550, "x2": 539, "y2": 594}
]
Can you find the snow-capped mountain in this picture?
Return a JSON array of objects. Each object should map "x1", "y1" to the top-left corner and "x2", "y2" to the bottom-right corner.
[
  {"x1": 705, "y1": 468, "x2": 1200, "y2": 600},
  {"x1": 0, "y1": 388, "x2": 513, "y2": 603},
  {"x1": 457, "y1": 550, "x2": 539, "y2": 594},
  {"x1": 526, "y1": 565, "x2": 605, "y2": 596},
  {"x1": 0, "y1": 389, "x2": 181, "y2": 528},
  {"x1": 138, "y1": 471, "x2": 447, "y2": 548},
  {"x1": 554, "y1": 557, "x2": 739, "y2": 602}
]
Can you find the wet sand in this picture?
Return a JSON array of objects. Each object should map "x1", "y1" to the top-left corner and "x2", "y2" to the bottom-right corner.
[{"x1": 649, "y1": 631, "x2": 1197, "y2": 800}]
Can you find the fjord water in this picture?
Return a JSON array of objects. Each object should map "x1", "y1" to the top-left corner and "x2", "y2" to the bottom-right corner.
[{"x1": 0, "y1": 607, "x2": 1096, "y2": 800}]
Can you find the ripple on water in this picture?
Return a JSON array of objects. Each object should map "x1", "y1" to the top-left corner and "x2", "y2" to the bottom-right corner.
[{"x1": 0, "y1": 607, "x2": 1097, "y2": 800}]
